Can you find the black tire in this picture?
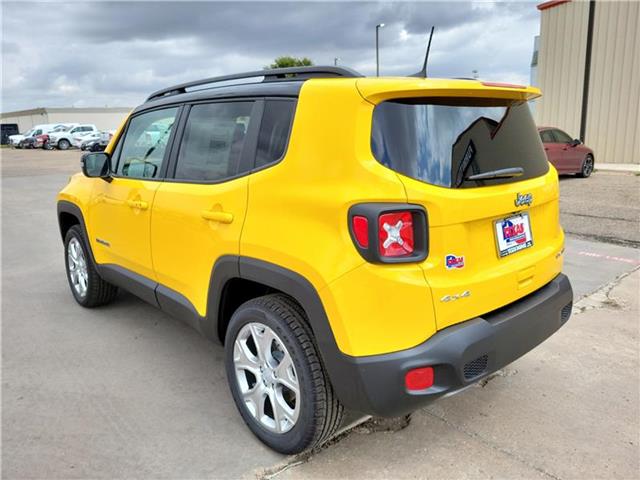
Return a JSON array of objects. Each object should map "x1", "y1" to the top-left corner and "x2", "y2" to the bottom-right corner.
[
  {"x1": 64, "y1": 225, "x2": 118, "y2": 307},
  {"x1": 225, "y1": 294, "x2": 344, "y2": 454},
  {"x1": 58, "y1": 138, "x2": 71, "y2": 150},
  {"x1": 578, "y1": 154, "x2": 594, "y2": 178}
]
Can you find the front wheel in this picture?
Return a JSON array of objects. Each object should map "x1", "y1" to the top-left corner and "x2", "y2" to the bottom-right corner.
[
  {"x1": 225, "y1": 294, "x2": 344, "y2": 454},
  {"x1": 58, "y1": 139, "x2": 71, "y2": 150},
  {"x1": 64, "y1": 225, "x2": 118, "y2": 307},
  {"x1": 578, "y1": 154, "x2": 594, "y2": 178}
]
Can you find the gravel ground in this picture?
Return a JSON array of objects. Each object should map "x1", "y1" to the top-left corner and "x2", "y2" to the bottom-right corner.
[{"x1": 559, "y1": 171, "x2": 640, "y2": 247}]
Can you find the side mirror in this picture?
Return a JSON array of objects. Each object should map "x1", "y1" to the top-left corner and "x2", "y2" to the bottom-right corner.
[
  {"x1": 570, "y1": 138, "x2": 581, "y2": 147},
  {"x1": 81, "y1": 152, "x2": 112, "y2": 181}
]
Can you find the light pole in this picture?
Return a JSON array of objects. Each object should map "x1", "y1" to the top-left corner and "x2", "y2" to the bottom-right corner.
[
  {"x1": 334, "y1": 57, "x2": 340, "y2": 66},
  {"x1": 376, "y1": 23, "x2": 385, "y2": 76}
]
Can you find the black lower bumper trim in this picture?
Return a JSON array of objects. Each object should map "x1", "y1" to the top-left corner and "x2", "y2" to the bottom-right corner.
[{"x1": 331, "y1": 273, "x2": 573, "y2": 417}]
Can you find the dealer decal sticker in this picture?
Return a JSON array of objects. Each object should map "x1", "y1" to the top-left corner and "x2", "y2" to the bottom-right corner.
[{"x1": 445, "y1": 254, "x2": 465, "y2": 269}]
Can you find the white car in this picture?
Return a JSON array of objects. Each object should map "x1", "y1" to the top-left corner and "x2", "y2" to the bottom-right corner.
[
  {"x1": 73, "y1": 131, "x2": 101, "y2": 148},
  {"x1": 8, "y1": 123, "x2": 69, "y2": 147},
  {"x1": 49, "y1": 124, "x2": 98, "y2": 150}
]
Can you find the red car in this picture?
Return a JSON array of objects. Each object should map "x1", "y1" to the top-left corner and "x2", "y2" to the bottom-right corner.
[{"x1": 538, "y1": 127, "x2": 594, "y2": 177}]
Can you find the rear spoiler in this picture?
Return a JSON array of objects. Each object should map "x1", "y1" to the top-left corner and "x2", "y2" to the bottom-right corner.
[{"x1": 355, "y1": 78, "x2": 541, "y2": 104}]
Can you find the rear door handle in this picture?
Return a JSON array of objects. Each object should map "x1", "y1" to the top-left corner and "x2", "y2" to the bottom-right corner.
[
  {"x1": 127, "y1": 199, "x2": 149, "y2": 210},
  {"x1": 201, "y1": 210, "x2": 233, "y2": 224}
]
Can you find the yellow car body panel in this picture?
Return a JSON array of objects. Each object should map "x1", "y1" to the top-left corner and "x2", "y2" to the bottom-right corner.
[
  {"x1": 319, "y1": 263, "x2": 436, "y2": 357},
  {"x1": 151, "y1": 177, "x2": 249, "y2": 316},
  {"x1": 89, "y1": 177, "x2": 161, "y2": 280}
]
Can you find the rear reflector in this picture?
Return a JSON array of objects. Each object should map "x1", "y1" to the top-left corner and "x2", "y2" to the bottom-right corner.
[
  {"x1": 405, "y1": 366, "x2": 434, "y2": 391},
  {"x1": 378, "y1": 211, "x2": 414, "y2": 257},
  {"x1": 352, "y1": 215, "x2": 369, "y2": 248}
]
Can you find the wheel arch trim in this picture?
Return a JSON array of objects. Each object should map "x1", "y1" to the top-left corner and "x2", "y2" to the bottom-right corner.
[
  {"x1": 207, "y1": 255, "x2": 355, "y2": 407},
  {"x1": 57, "y1": 200, "x2": 97, "y2": 265}
]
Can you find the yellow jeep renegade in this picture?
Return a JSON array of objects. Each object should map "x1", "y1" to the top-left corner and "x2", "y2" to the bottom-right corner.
[{"x1": 57, "y1": 66, "x2": 573, "y2": 454}]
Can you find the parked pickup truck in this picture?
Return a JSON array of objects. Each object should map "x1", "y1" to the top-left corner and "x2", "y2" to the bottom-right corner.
[{"x1": 49, "y1": 124, "x2": 98, "y2": 150}]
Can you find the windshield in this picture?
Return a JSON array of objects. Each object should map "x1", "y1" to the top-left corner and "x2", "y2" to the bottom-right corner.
[{"x1": 371, "y1": 98, "x2": 549, "y2": 188}]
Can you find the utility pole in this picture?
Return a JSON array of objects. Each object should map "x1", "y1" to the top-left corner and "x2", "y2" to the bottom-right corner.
[{"x1": 376, "y1": 23, "x2": 385, "y2": 76}]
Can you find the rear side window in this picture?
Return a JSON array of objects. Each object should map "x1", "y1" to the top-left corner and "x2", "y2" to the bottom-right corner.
[
  {"x1": 255, "y1": 100, "x2": 296, "y2": 169},
  {"x1": 175, "y1": 101, "x2": 255, "y2": 182},
  {"x1": 371, "y1": 98, "x2": 549, "y2": 188}
]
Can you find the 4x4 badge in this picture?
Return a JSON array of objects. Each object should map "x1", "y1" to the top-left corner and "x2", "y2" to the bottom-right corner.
[
  {"x1": 440, "y1": 290, "x2": 471, "y2": 302},
  {"x1": 514, "y1": 192, "x2": 533, "y2": 207}
]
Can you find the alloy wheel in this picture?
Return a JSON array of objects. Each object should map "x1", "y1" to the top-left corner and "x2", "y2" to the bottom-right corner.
[
  {"x1": 233, "y1": 322, "x2": 300, "y2": 434},
  {"x1": 67, "y1": 237, "x2": 88, "y2": 297},
  {"x1": 583, "y1": 156, "x2": 594, "y2": 177}
]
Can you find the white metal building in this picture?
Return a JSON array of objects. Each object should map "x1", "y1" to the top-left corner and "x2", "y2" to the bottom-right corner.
[
  {"x1": 0, "y1": 107, "x2": 131, "y2": 133},
  {"x1": 534, "y1": 0, "x2": 639, "y2": 164}
]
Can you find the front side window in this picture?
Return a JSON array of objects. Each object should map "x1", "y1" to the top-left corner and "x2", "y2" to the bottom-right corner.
[
  {"x1": 371, "y1": 98, "x2": 549, "y2": 188},
  {"x1": 255, "y1": 100, "x2": 296, "y2": 168},
  {"x1": 115, "y1": 107, "x2": 178, "y2": 179},
  {"x1": 174, "y1": 101, "x2": 254, "y2": 182}
]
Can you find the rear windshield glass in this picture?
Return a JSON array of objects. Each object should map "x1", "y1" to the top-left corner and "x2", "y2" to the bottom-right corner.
[{"x1": 371, "y1": 98, "x2": 548, "y2": 188}]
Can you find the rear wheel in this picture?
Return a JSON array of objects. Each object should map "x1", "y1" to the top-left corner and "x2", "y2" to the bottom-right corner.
[
  {"x1": 578, "y1": 154, "x2": 594, "y2": 178},
  {"x1": 225, "y1": 294, "x2": 344, "y2": 454},
  {"x1": 64, "y1": 225, "x2": 118, "y2": 307},
  {"x1": 58, "y1": 138, "x2": 71, "y2": 150}
]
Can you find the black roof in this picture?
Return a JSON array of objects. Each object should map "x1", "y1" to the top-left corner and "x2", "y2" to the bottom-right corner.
[{"x1": 137, "y1": 66, "x2": 362, "y2": 113}]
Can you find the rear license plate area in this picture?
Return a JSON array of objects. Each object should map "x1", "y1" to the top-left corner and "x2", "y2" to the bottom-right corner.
[{"x1": 495, "y1": 212, "x2": 533, "y2": 257}]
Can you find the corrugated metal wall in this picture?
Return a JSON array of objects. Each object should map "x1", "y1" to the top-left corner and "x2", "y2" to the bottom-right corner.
[
  {"x1": 536, "y1": 1, "x2": 589, "y2": 139},
  {"x1": 585, "y1": 0, "x2": 640, "y2": 165},
  {"x1": 536, "y1": 0, "x2": 639, "y2": 164}
]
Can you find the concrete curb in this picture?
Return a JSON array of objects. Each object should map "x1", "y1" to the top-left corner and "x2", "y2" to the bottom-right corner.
[{"x1": 594, "y1": 163, "x2": 640, "y2": 173}]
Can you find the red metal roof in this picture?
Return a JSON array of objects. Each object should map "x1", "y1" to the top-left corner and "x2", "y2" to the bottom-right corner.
[{"x1": 537, "y1": 0, "x2": 570, "y2": 11}]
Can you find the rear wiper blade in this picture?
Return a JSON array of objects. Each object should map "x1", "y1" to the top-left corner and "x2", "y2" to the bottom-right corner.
[{"x1": 465, "y1": 167, "x2": 524, "y2": 181}]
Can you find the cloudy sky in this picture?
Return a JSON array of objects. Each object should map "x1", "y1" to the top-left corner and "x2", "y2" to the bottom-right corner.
[{"x1": 1, "y1": 1, "x2": 540, "y2": 112}]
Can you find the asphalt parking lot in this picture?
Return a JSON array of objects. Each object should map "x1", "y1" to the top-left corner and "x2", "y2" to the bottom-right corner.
[{"x1": 2, "y1": 149, "x2": 639, "y2": 479}]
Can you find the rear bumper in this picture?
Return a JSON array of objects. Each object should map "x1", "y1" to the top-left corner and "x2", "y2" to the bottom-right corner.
[{"x1": 330, "y1": 273, "x2": 573, "y2": 417}]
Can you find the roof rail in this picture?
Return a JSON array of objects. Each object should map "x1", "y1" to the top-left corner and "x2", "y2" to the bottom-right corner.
[{"x1": 145, "y1": 66, "x2": 363, "y2": 102}]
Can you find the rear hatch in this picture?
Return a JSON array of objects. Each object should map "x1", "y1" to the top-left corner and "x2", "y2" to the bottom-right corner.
[{"x1": 360, "y1": 78, "x2": 564, "y2": 330}]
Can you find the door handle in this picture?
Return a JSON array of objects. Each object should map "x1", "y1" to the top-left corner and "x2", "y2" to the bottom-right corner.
[
  {"x1": 201, "y1": 210, "x2": 234, "y2": 224},
  {"x1": 127, "y1": 199, "x2": 149, "y2": 210}
]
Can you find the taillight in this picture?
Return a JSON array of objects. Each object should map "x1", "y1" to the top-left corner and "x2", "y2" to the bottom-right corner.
[
  {"x1": 405, "y1": 366, "x2": 434, "y2": 391},
  {"x1": 378, "y1": 211, "x2": 414, "y2": 257},
  {"x1": 348, "y1": 204, "x2": 428, "y2": 264}
]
